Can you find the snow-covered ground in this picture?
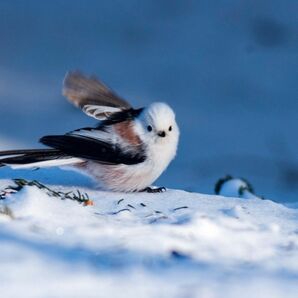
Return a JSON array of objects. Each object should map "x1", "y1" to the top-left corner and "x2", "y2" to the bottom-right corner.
[{"x1": 0, "y1": 169, "x2": 298, "y2": 298}]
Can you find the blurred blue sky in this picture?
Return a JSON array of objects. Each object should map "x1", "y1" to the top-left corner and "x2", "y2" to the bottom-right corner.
[{"x1": 0, "y1": 0, "x2": 297, "y2": 201}]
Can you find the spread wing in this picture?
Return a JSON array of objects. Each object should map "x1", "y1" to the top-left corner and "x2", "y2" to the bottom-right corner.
[
  {"x1": 40, "y1": 127, "x2": 146, "y2": 165},
  {"x1": 63, "y1": 71, "x2": 132, "y2": 120}
]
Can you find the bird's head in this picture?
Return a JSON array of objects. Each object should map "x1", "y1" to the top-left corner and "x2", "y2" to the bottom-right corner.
[{"x1": 138, "y1": 102, "x2": 179, "y2": 147}]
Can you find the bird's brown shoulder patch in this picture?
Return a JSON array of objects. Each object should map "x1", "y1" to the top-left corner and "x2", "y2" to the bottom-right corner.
[{"x1": 114, "y1": 121, "x2": 142, "y2": 146}]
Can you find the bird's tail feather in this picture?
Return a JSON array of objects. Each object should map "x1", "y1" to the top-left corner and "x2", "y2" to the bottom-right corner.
[{"x1": 0, "y1": 149, "x2": 82, "y2": 169}]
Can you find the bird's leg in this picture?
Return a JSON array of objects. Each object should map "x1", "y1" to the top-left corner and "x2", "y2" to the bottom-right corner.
[{"x1": 141, "y1": 187, "x2": 166, "y2": 193}]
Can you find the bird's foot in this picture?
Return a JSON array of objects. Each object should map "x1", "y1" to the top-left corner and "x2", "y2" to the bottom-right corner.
[{"x1": 142, "y1": 187, "x2": 166, "y2": 193}]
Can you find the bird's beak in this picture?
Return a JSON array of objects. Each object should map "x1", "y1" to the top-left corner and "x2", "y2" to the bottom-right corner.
[{"x1": 157, "y1": 131, "x2": 166, "y2": 138}]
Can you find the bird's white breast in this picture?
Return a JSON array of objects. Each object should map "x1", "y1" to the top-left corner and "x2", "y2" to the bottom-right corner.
[{"x1": 79, "y1": 137, "x2": 177, "y2": 192}]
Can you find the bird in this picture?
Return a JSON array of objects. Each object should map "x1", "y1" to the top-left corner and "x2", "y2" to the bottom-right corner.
[{"x1": 0, "y1": 71, "x2": 179, "y2": 193}]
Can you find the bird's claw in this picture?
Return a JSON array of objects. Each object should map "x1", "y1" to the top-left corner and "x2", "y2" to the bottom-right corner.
[{"x1": 142, "y1": 187, "x2": 166, "y2": 193}]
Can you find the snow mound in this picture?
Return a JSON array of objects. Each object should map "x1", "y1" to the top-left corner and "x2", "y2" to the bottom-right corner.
[{"x1": 0, "y1": 180, "x2": 298, "y2": 298}]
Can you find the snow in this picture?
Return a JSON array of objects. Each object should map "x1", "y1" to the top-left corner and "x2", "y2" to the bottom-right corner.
[{"x1": 0, "y1": 174, "x2": 298, "y2": 298}]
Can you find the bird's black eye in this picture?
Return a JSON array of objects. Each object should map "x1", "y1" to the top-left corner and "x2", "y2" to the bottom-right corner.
[
  {"x1": 168, "y1": 126, "x2": 172, "y2": 131},
  {"x1": 147, "y1": 125, "x2": 152, "y2": 132}
]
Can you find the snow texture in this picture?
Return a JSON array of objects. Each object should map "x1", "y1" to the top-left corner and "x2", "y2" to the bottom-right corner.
[{"x1": 0, "y1": 174, "x2": 298, "y2": 298}]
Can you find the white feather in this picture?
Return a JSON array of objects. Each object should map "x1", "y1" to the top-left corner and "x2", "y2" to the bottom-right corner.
[
  {"x1": 7, "y1": 158, "x2": 83, "y2": 169},
  {"x1": 71, "y1": 128, "x2": 115, "y2": 143},
  {"x1": 83, "y1": 105, "x2": 121, "y2": 120}
]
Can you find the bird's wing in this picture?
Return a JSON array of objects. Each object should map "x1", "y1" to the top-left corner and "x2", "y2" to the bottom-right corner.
[
  {"x1": 40, "y1": 129, "x2": 146, "y2": 165},
  {"x1": 63, "y1": 71, "x2": 132, "y2": 120}
]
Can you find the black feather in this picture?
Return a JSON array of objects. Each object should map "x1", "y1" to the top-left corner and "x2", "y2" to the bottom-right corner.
[
  {"x1": 0, "y1": 149, "x2": 67, "y2": 165},
  {"x1": 98, "y1": 108, "x2": 144, "y2": 128},
  {"x1": 0, "y1": 149, "x2": 60, "y2": 157},
  {"x1": 71, "y1": 108, "x2": 143, "y2": 133},
  {"x1": 40, "y1": 134, "x2": 146, "y2": 165}
]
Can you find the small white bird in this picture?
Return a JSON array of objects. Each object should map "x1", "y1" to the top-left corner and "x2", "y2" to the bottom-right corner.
[{"x1": 0, "y1": 72, "x2": 179, "y2": 192}]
